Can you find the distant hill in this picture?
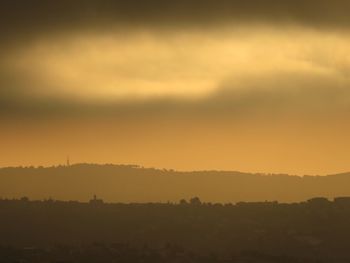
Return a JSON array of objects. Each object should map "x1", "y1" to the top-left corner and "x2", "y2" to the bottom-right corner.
[{"x1": 0, "y1": 164, "x2": 350, "y2": 203}]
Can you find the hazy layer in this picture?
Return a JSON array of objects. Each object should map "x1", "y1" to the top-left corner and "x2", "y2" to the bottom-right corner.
[{"x1": 1, "y1": 1, "x2": 350, "y2": 174}]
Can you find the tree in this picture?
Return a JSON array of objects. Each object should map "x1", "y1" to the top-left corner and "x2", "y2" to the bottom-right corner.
[
  {"x1": 179, "y1": 199, "x2": 188, "y2": 205},
  {"x1": 190, "y1": 197, "x2": 201, "y2": 205}
]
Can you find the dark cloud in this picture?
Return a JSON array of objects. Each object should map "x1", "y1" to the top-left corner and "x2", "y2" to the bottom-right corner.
[
  {"x1": 1, "y1": 1, "x2": 349, "y2": 121},
  {"x1": 1, "y1": 0, "x2": 350, "y2": 44}
]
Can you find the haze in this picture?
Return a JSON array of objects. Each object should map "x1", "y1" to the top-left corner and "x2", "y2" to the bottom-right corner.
[{"x1": 1, "y1": 1, "x2": 350, "y2": 175}]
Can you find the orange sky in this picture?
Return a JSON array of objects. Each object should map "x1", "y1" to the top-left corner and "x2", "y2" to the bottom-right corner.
[{"x1": 1, "y1": 1, "x2": 350, "y2": 175}]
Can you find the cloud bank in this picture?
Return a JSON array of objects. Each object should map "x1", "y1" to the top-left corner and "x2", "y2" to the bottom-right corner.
[{"x1": 1, "y1": 0, "x2": 350, "y2": 41}]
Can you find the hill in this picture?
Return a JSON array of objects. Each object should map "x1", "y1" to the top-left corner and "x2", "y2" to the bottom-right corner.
[
  {"x1": 1, "y1": 164, "x2": 350, "y2": 203},
  {"x1": 1, "y1": 198, "x2": 350, "y2": 262}
]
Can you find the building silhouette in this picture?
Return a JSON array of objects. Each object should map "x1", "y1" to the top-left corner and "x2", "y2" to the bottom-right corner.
[{"x1": 89, "y1": 195, "x2": 104, "y2": 205}]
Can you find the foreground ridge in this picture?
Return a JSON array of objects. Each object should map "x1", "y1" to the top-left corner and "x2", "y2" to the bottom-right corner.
[{"x1": 1, "y1": 196, "x2": 350, "y2": 262}]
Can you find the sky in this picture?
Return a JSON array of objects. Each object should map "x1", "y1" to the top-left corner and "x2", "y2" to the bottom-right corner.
[{"x1": 1, "y1": 0, "x2": 350, "y2": 175}]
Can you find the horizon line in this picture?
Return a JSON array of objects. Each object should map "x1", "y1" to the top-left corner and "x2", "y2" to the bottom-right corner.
[{"x1": 0, "y1": 162, "x2": 349, "y2": 177}]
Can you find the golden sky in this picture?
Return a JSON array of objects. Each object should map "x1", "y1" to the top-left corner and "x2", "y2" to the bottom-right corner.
[{"x1": 1, "y1": 0, "x2": 350, "y2": 175}]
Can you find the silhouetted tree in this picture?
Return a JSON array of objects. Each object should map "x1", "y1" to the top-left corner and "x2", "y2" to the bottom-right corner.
[
  {"x1": 190, "y1": 197, "x2": 201, "y2": 205},
  {"x1": 179, "y1": 199, "x2": 188, "y2": 205}
]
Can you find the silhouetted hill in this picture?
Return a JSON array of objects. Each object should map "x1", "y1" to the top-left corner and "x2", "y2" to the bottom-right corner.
[
  {"x1": 1, "y1": 198, "x2": 350, "y2": 262},
  {"x1": 1, "y1": 163, "x2": 350, "y2": 203}
]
